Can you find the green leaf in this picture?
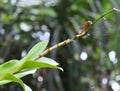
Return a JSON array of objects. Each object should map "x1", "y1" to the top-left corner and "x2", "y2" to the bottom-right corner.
[
  {"x1": 24, "y1": 84, "x2": 32, "y2": 91},
  {"x1": 20, "y1": 57, "x2": 63, "y2": 72},
  {"x1": 0, "y1": 57, "x2": 63, "y2": 86},
  {"x1": 0, "y1": 73, "x2": 32, "y2": 91},
  {"x1": 0, "y1": 80, "x2": 11, "y2": 85},
  {"x1": 15, "y1": 69, "x2": 36, "y2": 78},
  {"x1": 26, "y1": 40, "x2": 49, "y2": 60},
  {"x1": 21, "y1": 61, "x2": 62, "y2": 71},
  {"x1": 15, "y1": 57, "x2": 63, "y2": 79},
  {"x1": 39, "y1": 57, "x2": 59, "y2": 65},
  {"x1": 0, "y1": 70, "x2": 36, "y2": 85},
  {"x1": 2, "y1": 73, "x2": 26, "y2": 91},
  {"x1": 0, "y1": 60, "x2": 19, "y2": 76}
]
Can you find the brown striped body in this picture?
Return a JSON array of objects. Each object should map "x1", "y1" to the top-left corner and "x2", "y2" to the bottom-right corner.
[
  {"x1": 35, "y1": 21, "x2": 93, "y2": 59},
  {"x1": 79, "y1": 21, "x2": 93, "y2": 34}
]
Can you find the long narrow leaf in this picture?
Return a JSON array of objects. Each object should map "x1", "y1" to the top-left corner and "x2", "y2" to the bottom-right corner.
[
  {"x1": 26, "y1": 40, "x2": 49, "y2": 60},
  {"x1": 15, "y1": 69, "x2": 36, "y2": 78},
  {"x1": 0, "y1": 70, "x2": 36, "y2": 85},
  {"x1": 21, "y1": 60, "x2": 63, "y2": 71},
  {"x1": 0, "y1": 60, "x2": 19, "y2": 76},
  {"x1": 0, "y1": 80, "x2": 11, "y2": 85},
  {"x1": 0, "y1": 74, "x2": 32, "y2": 91},
  {"x1": 2, "y1": 73, "x2": 25, "y2": 91},
  {"x1": 39, "y1": 57, "x2": 59, "y2": 65},
  {"x1": 24, "y1": 84, "x2": 32, "y2": 91}
]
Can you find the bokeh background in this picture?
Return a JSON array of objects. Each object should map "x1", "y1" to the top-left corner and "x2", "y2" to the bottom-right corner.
[{"x1": 0, "y1": 0, "x2": 120, "y2": 91}]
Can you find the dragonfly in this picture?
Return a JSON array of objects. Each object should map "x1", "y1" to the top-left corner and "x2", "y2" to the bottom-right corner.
[
  {"x1": 35, "y1": 21, "x2": 93, "y2": 59},
  {"x1": 79, "y1": 21, "x2": 92, "y2": 35},
  {"x1": 35, "y1": 8, "x2": 120, "y2": 59}
]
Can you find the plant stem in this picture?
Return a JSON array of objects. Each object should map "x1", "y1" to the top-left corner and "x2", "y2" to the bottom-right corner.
[
  {"x1": 35, "y1": 21, "x2": 93, "y2": 60},
  {"x1": 35, "y1": 8, "x2": 120, "y2": 60},
  {"x1": 93, "y1": 8, "x2": 120, "y2": 25}
]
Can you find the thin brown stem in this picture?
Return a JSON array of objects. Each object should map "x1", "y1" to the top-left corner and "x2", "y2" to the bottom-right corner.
[
  {"x1": 93, "y1": 8, "x2": 120, "y2": 25},
  {"x1": 34, "y1": 21, "x2": 93, "y2": 60},
  {"x1": 34, "y1": 8, "x2": 120, "y2": 60}
]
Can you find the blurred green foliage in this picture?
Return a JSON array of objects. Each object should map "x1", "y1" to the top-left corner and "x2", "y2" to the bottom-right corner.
[{"x1": 0, "y1": 0, "x2": 120, "y2": 91}]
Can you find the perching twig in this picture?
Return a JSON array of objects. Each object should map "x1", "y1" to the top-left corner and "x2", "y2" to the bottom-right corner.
[
  {"x1": 35, "y1": 21, "x2": 93, "y2": 60},
  {"x1": 93, "y1": 8, "x2": 120, "y2": 25},
  {"x1": 35, "y1": 8, "x2": 120, "y2": 60}
]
